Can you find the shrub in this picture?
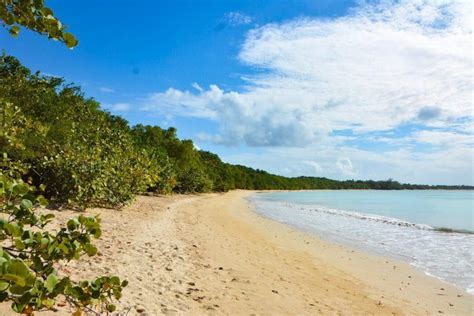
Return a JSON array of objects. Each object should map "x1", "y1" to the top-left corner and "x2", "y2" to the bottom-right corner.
[{"x1": 0, "y1": 156, "x2": 127, "y2": 314}]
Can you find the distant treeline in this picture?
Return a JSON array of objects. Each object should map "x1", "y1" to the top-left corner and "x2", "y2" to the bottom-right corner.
[{"x1": 1, "y1": 55, "x2": 472, "y2": 208}]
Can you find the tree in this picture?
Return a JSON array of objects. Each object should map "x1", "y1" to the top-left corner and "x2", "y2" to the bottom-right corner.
[
  {"x1": 0, "y1": 1, "x2": 126, "y2": 313},
  {"x1": 0, "y1": 156, "x2": 126, "y2": 314},
  {"x1": 0, "y1": 0, "x2": 77, "y2": 48}
]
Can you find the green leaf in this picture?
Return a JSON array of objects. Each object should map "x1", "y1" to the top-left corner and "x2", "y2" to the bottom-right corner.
[
  {"x1": 9, "y1": 26, "x2": 20, "y2": 37},
  {"x1": 63, "y1": 32, "x2": 78, "y2": 48},
  {"x1": 2, "y1": 274, "x2": 25, "y2": 287},
  {"x1": 40, "y1": 237, "x2": 49, "y2": 249},
  {"x1": 45, "y1": 273, "x2": 58, "y2": 292},
  {"x1": 7, "y1": 259, "x2": 30, "y2": 279},
  {"x1": 42, "y1": 7, "x2": 54, "y2": 16},
  {"x1": 37, "y1": 195, "x2": 48, "y2": 207},
  {"x1": 107, "y1": 304, "x2": 116, "y2": 312},
  {"x1": 0, "y1": 280, "x2": 9, "y2": 291},
  {"x1": 18, "y1": 291, "x2": 32, "y2": 305},
  {"x1": 67, "y1": 218, "x2": 79, "y2": 231},
  {"x1": 110, "y1": 276, "x2": 120, "y2": 286},
  {"x1": 5, "y1": 223, "x2": 22, "y2": 237},
  {"x1": 20, "y1": 199, "x2": 33, "y2": 210},
  {"x1": 43, "y1": 214, "x2": 55, "y2": 221},
  {"x1": 92, "y1": 228, "x2": 102, "y2": 238},
  {"x1": 12, "y1": 182, "x2": 29, "y2": 196},
  {"x1": 43, "y1": 298, "x2": 55, "y2": 308},
  {"x1": 14, "y1": 239, "x2": 25, "y2": 251},
  {"x1": 83, "y1": 244, "x2": 97, "y2": 256},
  {"x1": 12, "y1": 301, "x2": 26, "y2": 313},
  {"x1": 58, "y1": 242, "x2": 69, "y2": 254}
]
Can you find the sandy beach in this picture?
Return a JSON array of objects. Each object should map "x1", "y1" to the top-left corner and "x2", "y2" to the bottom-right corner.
[{"x1": 1, "y1": 190, "x2": 472, "y2": 315}]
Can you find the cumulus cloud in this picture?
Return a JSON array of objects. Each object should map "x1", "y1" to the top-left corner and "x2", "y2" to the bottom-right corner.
[
  {"x1": 141, "y1": 0, "x2": 472, "y2": 147},
  {"x1": 134, "y1": 0, "x2": 472, "y2": 183},
  {"x1": 337, "y1": 158, "x2": 357, "y2": 176},
  {"x1": 143, "y1": 84, "x2": 322, "y2": 146},
  {"x1": 105, "y1": 103, "x2": 130, "y2": 112}
]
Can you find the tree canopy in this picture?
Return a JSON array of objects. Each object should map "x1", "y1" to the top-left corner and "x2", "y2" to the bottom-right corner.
[
  {"x1": 1, "y1": 54, "x2": 470, "y2": 212},
  {"x1": 0, "y1": 0, "x2": 77, "y2": 47}
]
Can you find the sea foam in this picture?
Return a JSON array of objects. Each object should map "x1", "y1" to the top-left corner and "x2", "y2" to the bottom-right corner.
[{"x1": 249, "y1": 193, "x2": 474, "y2": 294}]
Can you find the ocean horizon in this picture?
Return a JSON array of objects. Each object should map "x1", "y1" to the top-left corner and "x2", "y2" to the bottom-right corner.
[{"x1": 248, "y1": 190, "x2": 474, "y2": 294}]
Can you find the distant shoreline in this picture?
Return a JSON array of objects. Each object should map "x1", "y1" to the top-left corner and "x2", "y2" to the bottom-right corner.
[{"x1": 254, "y1": 188, "x2": 474, "y2": 192}]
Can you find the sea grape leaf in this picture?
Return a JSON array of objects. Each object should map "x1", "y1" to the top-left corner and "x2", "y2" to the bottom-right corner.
[{"x1": 45, "y1": 273, "x2": 58, "y2": 292}]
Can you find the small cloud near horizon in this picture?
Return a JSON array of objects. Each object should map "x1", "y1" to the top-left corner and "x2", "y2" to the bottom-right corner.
[
  {"x1": 215, "y1": 11, "x2": 253, "y2": 31},
  {"x1": 105, "y1": 103, "x2": 130, "y2": 112},
  {"x1": 99, "y1": 87, "x2": 115, "y2": 93}
]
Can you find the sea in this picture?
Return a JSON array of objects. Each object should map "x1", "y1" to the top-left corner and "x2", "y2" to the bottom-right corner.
[{"x1": 248, "y1": 190, "x2": 474, "y2": 294}]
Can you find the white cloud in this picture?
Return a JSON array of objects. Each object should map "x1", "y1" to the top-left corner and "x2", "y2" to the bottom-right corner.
[
  {"x1": 303, "y1": 160, "x2": 323, "y2": 173},
  {"x1": 142, "y1": 87, "x2": 219, "y2": 119},
  {"x1": 106, "y1": 103, "x2": 130, "y2": 112},
  {"x1": 412, "y1": 130, "x2": 473, "y2": 146},
  {"x1": 99, "y1": 87, "x2": 115, "y2": 93},
  {"x1": 135, "y1": 0, "x2": 473, "y2": 183},
  {"x1": 222, "y1": 143, "x2": 473, "y2": 185},
  {"x1": 224, "y1": 12, "x2": 252, "y2": 26},
  {"x1": 191, "y1": 82, "x2": 203, "y2": 92},
  {"x1": 337, "y1": 158, "x2": 357, "y2": 176},
  {"x1": 141, "y1": 0, "x2": 472, "y2": 147}
]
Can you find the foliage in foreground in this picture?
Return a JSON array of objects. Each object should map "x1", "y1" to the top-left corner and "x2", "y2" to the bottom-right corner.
[
  {"x1": 0, "y1": 156, "x2": 126, "y2": 314},
  {"x1": 0, "y1": 0, "x2": 77, "y2": 47}
]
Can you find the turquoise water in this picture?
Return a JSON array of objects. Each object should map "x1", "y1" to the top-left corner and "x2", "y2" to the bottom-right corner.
[
  {"x1": 249, "y1": 190, "x2": 474, "y2": 293},
  {"x1": 260, "y1": 190, "x2": 474, "y2": 232}
]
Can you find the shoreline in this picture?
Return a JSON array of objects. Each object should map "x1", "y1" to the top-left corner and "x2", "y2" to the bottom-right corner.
[
  {"x1": 224, "y1": 191, "x2": 473, "y2": 314},
  {"x1": 0, "y1": 190, "x2": 471, "y2": 315},
  {"x1": 248, "y1": 191, "x2": 474, "y2": 292}
]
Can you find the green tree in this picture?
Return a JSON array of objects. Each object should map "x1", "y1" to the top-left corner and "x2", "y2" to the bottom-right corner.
[
  {"x1": 0, "y1": 156, "x2": 126, "y2": 314},
  {"x1": 0, "y1": 1, "x2": 127, "y2": 312},
  {"x1": 0, "y1": 0, "x2": 77, "y2": 47}
]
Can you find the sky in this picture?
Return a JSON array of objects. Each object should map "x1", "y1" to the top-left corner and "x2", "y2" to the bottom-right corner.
[{"x1": 2, "y1": 0, "x2": 473, "y2": 185}]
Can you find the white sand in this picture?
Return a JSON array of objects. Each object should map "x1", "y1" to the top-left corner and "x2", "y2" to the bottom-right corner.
[{"x1": 1, "y1": 190, "x2": 472, "y2": 315}]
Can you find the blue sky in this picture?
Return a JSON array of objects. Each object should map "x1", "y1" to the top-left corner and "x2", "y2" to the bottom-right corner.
[{"x1": 2, "y1": 0, "x2": 473, "y2": 185}]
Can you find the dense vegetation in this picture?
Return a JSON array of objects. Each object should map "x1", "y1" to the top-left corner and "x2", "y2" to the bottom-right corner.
[
  {"x1": 0, "y1": 164, "x2": 126, "y2": 313},
  {"x1": 0, "y1": 1, "x2": 127, "y2": 312},
  {"x1": 0, "y1": 58, "x2": 126, "y2": 312},
  {"x1": 1, "y1": 54, "x2": 471, "y2": 212}
]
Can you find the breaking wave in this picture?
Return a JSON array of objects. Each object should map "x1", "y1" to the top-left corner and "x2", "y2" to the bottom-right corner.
[
  {"x1": 249, "y1": 193, "x2": 474, "y2": 294},
  {"x1": 290, "y1": 203, "x2": 474, "y2": 235}
]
